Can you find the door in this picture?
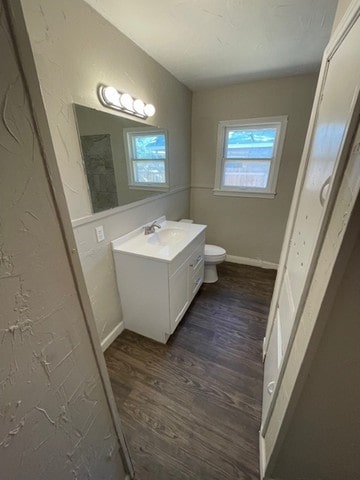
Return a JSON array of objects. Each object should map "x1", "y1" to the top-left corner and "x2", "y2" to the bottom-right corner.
[
  {"x1": 169, "y1": 262, "x2": 190, "y2": 333},
  {"x1": 274, "y1": 17, "x2": 360, "y2": 354}
]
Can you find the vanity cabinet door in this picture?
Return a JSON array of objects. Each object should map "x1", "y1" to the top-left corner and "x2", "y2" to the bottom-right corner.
[{"x1": 169, "y1": 263, "x2": 190, "y2": 334}]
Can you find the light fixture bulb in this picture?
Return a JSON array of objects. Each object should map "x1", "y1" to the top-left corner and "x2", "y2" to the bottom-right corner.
[
  {"x1": 99, "y1": 86, "x2": 156, "y2": 119},
  {"x1": 133, "y1": 98, "x2": 145, "y2": 116},
  {"x1": 144, "y1": 103, "x2": 156, "y2": 117},
  {"x1": 120, "y1": 93, "x2": 134, "y2": 111},
  {"x1": 102, "y1": 86, "x2": 120, "y2": 106}
]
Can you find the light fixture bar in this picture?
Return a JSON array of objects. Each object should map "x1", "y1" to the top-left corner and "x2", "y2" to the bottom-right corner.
[{"x1": 98, "y1": 85, "x2": 156, "y2": 119}]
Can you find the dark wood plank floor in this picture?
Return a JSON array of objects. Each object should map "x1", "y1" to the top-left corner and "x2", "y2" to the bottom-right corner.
[{"x1": 105, "y1": 262, "x2": 276, "y2": 480}]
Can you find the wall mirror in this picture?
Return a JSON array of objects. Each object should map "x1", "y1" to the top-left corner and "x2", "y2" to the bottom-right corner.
[{"x1": 74, "y1": 104, "x2": 169, "y2": 214}]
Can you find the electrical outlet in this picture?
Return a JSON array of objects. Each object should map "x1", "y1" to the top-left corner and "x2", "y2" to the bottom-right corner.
[{"x1": 95, "y1": 225, "x2": 105, "y2": 242}]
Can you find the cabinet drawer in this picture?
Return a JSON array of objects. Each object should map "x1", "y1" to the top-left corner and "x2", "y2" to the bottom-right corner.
[
  {"x1": 169, "y1": 233, "x2": 205, "y2": 277},
  {"x1": 189, "y1": 244, "x2": 205, "y2": 272},
  {"x1": 190, "y1": 259, "x2": 204, "y2": 299}
]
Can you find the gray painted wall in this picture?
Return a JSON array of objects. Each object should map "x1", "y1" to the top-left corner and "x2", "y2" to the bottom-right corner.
[
  {"x1": 0, "y1": 2, "x2": 127, "y2": 477},
  {"x1": 191, "y1": 74, "x2": 318, "y2": 265},
  {"x1": 20, "y1": 0, "x2": 192, "y2": 343}
]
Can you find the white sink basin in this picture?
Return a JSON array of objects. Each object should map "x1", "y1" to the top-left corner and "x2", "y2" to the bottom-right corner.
[
  {"x1": 111, "y1": 216, "x2": 207, "y2": 263},
  {"x1": 147, "y1": 228, "x2": 186, "y2": 246}
]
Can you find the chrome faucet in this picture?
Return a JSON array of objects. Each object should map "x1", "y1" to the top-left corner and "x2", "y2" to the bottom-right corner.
[{"x1": 144, "y1": 221, "x2": 161, "y2": 235}]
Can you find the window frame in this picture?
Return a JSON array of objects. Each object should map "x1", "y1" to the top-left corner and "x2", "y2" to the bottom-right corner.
[
  {"x1": 214, "y1": 116, "x2": 288, "y2": 198},
  {"x1": 124, "y1": 127, "x2": 169, "y2": 191}
]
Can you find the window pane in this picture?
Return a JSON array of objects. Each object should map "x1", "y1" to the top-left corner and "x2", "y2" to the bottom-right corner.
[
  {"x1": 223, "y1": 160, "x2": 270, "y2": 189},
  {"x1": 225, "y1": 127, "x2": 276, "y2": 159},
  {"x1": 133, "y1": 134, "x2": 166, "y2": 159},
  {"x1": 133, "y1": 160, "x2": 166, "y2": 183}
]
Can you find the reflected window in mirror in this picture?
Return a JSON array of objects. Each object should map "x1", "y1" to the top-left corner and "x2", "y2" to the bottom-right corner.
[
  {"x1": 74, "y1": 104, "x2": 170, "y2": 215},
  {"x1": 124, "y1": 128, "x2": 169, "y2": 190}
]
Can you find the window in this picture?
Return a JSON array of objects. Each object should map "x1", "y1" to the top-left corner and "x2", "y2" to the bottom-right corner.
[
  {"x1": 214, "y1": 116, "x2": 287, "y2": 197},
  {"x1": 124, "y1": 128, "x2": 169, "y2": 189}
]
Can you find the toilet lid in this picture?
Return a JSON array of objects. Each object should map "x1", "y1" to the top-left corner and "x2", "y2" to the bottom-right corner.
[{"x1": 205, "y1": 244, "x2": 226, "y2": 256}]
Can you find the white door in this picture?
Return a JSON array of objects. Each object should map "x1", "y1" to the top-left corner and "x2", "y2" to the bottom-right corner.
[
  {"x1": 169, "y1": 263, "x2": 190, "y2": 333},
  {"x1": 275, "y1": 18, "x2": 360, "y2": 355}
]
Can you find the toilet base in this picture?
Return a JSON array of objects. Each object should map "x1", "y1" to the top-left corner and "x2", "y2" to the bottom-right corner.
[{"x1": 204, "y1": 264, "x2": 219, "y2": 283}]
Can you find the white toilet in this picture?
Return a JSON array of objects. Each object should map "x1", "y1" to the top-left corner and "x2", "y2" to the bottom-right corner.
[
  {"x1": 179, "y1": 219, "x2": 226, "y2": 283},
  {"x1": 204, "y1": 244, "x2": 226, "y2": 283}
]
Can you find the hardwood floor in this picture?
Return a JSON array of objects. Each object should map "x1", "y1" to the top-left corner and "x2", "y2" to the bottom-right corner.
[{"x1": 105, "y1": 262, "x2": 276, "y2": 480}]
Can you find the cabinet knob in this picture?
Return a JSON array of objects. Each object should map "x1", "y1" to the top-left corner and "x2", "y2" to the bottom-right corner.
[{"x1": 267, "y1": 381, "x2": 276, "y2": 395}]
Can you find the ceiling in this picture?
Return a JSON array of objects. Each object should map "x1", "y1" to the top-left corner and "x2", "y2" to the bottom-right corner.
[{"x1": 84, "y1": 0, "x2": 338, "y2": 91}]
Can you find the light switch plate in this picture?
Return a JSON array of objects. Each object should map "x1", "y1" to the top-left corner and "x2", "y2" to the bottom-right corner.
[{"x1": 95, "y1": 225, "x2": 105, "y2": 242}]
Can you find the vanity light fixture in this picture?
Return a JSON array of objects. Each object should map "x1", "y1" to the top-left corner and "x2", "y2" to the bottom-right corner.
[{"x1": 98, "y1": 85, "x2": 156, "y2": 119}]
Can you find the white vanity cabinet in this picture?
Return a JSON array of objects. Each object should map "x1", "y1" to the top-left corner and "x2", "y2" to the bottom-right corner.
[{"x1": 112, "y1": 219, "x2": 206, "y2": 343}]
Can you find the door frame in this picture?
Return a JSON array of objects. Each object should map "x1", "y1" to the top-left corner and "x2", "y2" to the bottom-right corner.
[{"x1": 5, "y1": 1, "x2": 134, "y2": 477}]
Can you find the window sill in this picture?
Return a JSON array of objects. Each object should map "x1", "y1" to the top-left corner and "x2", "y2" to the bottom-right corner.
[
  {"x1": 213, "y1": 189, "x2": 276, "y2": 199},
  {"x1": 129, "y1": 184, "x2": 169, "y2": 192}
]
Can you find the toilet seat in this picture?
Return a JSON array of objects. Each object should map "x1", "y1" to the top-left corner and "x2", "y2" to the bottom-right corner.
[
  {"x1": 205, "y1": 244, "x2": 226, "y2": 256},
  {"x1": 204, "y1": 244, "x2": 226, "y2": 262}
]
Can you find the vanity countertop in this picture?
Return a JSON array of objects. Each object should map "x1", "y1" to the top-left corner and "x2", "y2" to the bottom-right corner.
[{"x1": 111, "y1": 216, "x2": 206, "y2": 263}]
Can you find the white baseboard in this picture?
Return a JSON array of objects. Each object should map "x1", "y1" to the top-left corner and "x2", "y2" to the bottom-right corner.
[
  {"x1": 226, "y1": 254, "x2": 278, "y2": 270},
  {"x1": 101, "y1": 321, "x2": 124, "y2": 351}
]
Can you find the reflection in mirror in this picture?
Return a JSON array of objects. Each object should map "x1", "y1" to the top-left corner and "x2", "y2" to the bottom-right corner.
[
  {"x1": 124, "y1": 127, "x2": 169, "y2": 189},
  {"x1": 74, "y1": 104, "x2": 169, "y2": 214}
]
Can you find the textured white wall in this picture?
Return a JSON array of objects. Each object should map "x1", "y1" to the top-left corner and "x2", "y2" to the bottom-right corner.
[
  {"x1": 20, "y1": 0, "x2": 192, "y2": 343},
  {"x1": 0, "y1": 2, "x2": 127, "y2": 477},
  {"x1": 191, "y1": 74, "x2": 317, "y2": 264}
]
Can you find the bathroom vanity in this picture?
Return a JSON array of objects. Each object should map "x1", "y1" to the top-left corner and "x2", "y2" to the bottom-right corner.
[{"x1": 112, "y1": 217, "x2": 206, "y2": 343}]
